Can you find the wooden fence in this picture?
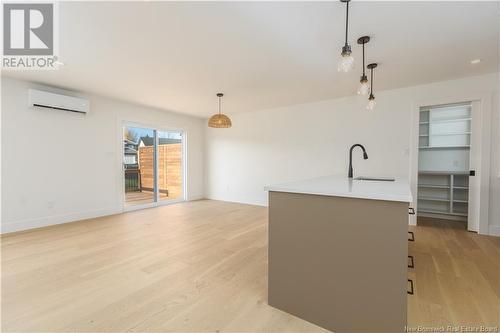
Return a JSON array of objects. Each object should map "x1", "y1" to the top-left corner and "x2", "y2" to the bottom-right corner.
[{"x1": 138, "y1": 143, "x2": 182, "y2": 199}]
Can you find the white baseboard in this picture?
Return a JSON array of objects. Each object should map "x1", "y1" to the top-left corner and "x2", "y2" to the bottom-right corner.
[
  {"x1": 1, "y1": 207, "x2": 122, "y2": 234},
  {"x1": 489, "y1": 225, "x2": 500, "y2": 237},
  {"x1": 187, "y1": 195, "x2": 206, "y2": 201}
]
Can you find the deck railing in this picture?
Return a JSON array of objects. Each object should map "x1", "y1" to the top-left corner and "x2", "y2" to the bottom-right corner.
[{"x1": 124, "y1": 167, "x2": 141, "y2": 192}]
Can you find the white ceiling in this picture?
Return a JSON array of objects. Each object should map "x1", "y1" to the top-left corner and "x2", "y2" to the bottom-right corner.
[{"x1": 3, "y1": 1, "x2": 499, "y2": 118}]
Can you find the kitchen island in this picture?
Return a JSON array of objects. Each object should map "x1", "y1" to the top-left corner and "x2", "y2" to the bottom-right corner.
[{"x1": 266, "y1": 175, "x2": 412, "y2": 333}]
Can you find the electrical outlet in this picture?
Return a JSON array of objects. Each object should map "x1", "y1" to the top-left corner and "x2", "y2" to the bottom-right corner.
[{"x1": 47, "y1": 201, "x2": 55, "y2": 209}]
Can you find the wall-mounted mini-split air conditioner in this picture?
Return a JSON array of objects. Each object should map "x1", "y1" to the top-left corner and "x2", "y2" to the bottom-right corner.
[{"x1": 29, "y1": 89, "x2": 90, "y2": 114}]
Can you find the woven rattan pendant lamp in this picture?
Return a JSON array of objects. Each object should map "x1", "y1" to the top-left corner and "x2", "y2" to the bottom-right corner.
[{"x1": 208, "y1": 93, "x2": 232, "y2": 128}]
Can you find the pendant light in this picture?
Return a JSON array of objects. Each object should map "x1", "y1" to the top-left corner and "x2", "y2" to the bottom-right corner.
[
  {"x1": 357, "y1": 36, "x2": 370, "y2": 95},
  {"x1": 208, "y1": 93, "x2": 232, "y2": 128},
  {"x1": 338, "y1": 0, "x2": 354, "y2": 72},
  {"x1": 366, "y1": 63, "x2": 377, "y2": 110}
]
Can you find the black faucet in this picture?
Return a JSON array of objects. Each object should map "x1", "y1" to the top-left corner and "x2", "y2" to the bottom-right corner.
[{"x1": 348, "y1": 144, "x2": 368, "y2": 178}]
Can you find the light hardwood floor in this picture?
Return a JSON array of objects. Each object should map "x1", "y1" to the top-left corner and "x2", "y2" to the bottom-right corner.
[
  {"x1": 408, "y1": 217, "x2": 500, "y2": 329},
  {"x1": 125, "y1": 191, "x2": 169, "y2": 206},
  {"x1": 1, "y1": 200, "x2": 499, "y2": 332}
]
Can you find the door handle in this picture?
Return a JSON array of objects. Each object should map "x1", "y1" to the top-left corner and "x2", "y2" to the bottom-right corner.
[
  {"x1": 408, "y1": 255, "x2": 414, "y2": 268},
  {"x1": 407, "y1": 279, "x2": 414, "y2": 295},
  {"x1": 409, "y1": 207, "x2": 415, "y2": 215}
]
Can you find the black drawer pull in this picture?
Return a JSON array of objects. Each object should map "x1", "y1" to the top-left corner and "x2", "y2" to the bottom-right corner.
[
  {"x1": 408, "y1": 231, "x2": 415, "y2": 242},
  {"x1": 407, "y1": 279, "x2": 414, "y2": 295},
  {"x1": 408, "y1": 255, "x2": 414, "y2": 268},
  {"x1": 409, "y1": 207, "x2": 415, "y2": 215}
]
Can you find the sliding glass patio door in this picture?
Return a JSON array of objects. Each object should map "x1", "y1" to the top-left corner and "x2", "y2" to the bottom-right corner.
[
  {"x1": 157, "y1": 130, "x2": 183, "y2": 202},
  {"x1": 122, "y1": 124, "x2": 184, "y2": 209}
]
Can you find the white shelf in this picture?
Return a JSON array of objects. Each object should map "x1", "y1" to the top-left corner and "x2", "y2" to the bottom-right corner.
[
  {"x1": 453, "y1": 199, "x2": 468, "y2": 203},
  {"x1": 421, "y1": 104, "x2": 471, "y2": 110},
  {"x1": 419, "y1": 171, "x2": 469, "y2": 175},
  {"x1": 418, "y1": 209, "x2": 467, "y2": 217},
  {"x1": 417, "y1": 171, "x2": 469, "y2": 219},
  {"x1": 419, "y1": 146, "x2": 470, "y2": 149},
  {"x1": 431, "y1": 117, "x2": 471, "y2": 124},
  {"x1": 418, "y1": 184, "x2": 450, "y2": 189},
  {"x1": 418, "y1": 197, "x2": 449, "y2": 202},
  {"x1": 419, "y1": 104, "x2": 471, "y2": 150},
  {"x1": 430, "y1": 132, "x2": 471, "y2": 136}
]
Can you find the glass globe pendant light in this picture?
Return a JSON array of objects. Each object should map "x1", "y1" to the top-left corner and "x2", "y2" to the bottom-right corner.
[
  {"x1": 338, "y1": 0, "x2": 354, "y2": 72},
  {"x1": 357, "y1": 36, "x2": 370, "y2": 95},
  {"x1": 366, "y1": 63, "x2": 377, "y2": 111},
  {"x1": 208, "y1": 93, "x2": 232, "y2": 128},
  {"x1": 367, "y1": 94, "x2": 376, "y2": 110}
]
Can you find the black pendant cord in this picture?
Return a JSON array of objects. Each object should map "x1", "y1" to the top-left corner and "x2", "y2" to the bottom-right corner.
[
  {"x1": 345, "y1": 1, "x2": 349, "y2": 46},
  {"x1": 362, "y1": 43, "x2": 366, "y2": 76},
  {"x1": 357, "y1": 36, "x2": 370, "y2": 78},
  {"x1": 370, "y1": 67, "x2": 374, "y2": 95}
]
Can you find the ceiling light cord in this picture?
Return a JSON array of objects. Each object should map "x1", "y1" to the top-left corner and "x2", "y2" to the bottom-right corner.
[
  {"x1": 218, "y1": 96, "x2": 221, "y2": 115},
  {"x1": 338, "y1": 0, "x2": 354, "y2": 72},
  {"x1": 370, "y1": 66, "x2": 373, "y2": 96},
  {"x1": 345, "y1": 1, "x2": 349, "y2": 46},
  {"x1": 362, "y1": 43, "x2": 365, "y2": 76}
]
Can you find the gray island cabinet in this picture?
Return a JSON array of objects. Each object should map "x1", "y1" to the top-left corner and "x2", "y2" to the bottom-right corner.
[{"x1": 266, "y1": 175, "x2": 413, "y2": 333}]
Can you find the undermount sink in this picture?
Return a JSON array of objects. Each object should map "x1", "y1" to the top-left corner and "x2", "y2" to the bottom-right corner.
[{"x1": 354, "y1": 176, "x2": 395, "y2": 182}]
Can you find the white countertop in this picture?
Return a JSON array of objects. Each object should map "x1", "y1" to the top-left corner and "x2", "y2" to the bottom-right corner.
[{"x1": 265, "y1": 174, "x2": 413, "y2": 203}]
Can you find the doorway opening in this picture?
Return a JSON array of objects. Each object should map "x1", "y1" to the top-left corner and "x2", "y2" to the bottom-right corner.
[
  {"x1": 122, "y1": 124, "x2": 185, "y2": 209},
  {"x1": 416, "y1": 102, "x2": 480, "y2": 231}
]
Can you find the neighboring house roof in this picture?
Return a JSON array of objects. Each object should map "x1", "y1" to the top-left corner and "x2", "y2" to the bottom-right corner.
[{"x1": 139, "y1": 136, "x2": 181, "y2": 147}]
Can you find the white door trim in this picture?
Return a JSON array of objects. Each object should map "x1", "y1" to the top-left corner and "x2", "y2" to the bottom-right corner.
[
  {"x1": 409, "y1": 93, "x2": 492, "y2": 234},
  {"x1": 468, "y1": 101, "x2": 481, "y2": 232}
]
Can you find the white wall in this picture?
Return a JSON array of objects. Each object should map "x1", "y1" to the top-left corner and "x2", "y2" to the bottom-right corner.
[
  {"x1": 1, "y1": 77, "x2": 205, "y2": 233},
  {"x1": 205, "y1": 73, "x2": 500, "y2": 234}
]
